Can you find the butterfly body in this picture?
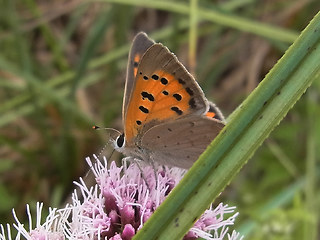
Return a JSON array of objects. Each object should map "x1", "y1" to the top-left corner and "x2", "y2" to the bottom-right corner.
[{"x1": 112, "y1": 32, "x2": 225, "y2": 169}]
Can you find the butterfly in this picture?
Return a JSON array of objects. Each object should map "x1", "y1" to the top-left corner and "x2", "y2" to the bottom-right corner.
[{"x1": 111, "y1": 32, "x2": 225, "y2": 169}]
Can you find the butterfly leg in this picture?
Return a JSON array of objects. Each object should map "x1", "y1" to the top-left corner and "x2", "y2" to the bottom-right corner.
[
  {"x1": 125, "y1": 157, "x2": 153, "y2": 190},
  {"x1": 150, "y1": 160, "x2": 159, "y2": 189},
  {"x1": 138, "y1": 160, "x2": 154, "y2": 190},
  {"x1": 122, "y1": 157, "x2": 159, "y2": 190},
  {"x1": 122, "y1": 156, "x2": 134, "y2": 170}
]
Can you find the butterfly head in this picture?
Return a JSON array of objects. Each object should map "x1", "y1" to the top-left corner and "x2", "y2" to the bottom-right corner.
[{"x1": 112, "y1": 132, "x2": 145, "y2": 162}]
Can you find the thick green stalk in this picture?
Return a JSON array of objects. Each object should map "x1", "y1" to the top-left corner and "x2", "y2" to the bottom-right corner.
[{"x1": 134, "y1": 11, "x2": 320, "y2": 240}]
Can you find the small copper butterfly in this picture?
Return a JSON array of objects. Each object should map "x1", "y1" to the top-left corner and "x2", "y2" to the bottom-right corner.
[{"x1": 112, "y1": 32, "x2": 225, "y2": 169}]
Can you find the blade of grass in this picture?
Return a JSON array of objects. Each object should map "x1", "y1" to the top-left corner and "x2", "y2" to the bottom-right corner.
[
  {"x1": 0, "y1": 56, "x2": 101, "y2": 126},
  {"x1": 69, "y1": 6, "x2": 112, "y2": 98},
  {"x1": 134, "y1": 11, "x2": 320, "y2": 240},
  {"x1": 8, "y1": 1, "x2": 32, "y2": 74},
  {"x1": 189, "y1": 0, "x2": 198, "y2": 75},
  {"x1": 61, "y1": 4, "x2": 89, "y2": 48},
  {"x1": 304, "y1": 90, "x2": 318, "y2": 240},
  {"x1": 266, "y1": 140, "x2": 299, "y2": 178},
  {"x1": 96, "y1": 0, "x2": 298, "y2": 43},
  {"x1": 24, "y1": 0, "x2": 69, "y2": 71},
  {"x1": 238, "y1": 177, "x2": 305, "y2": 236},
  {"x1": 8, "y1": 1, "x2": 61, "y2": 166}
]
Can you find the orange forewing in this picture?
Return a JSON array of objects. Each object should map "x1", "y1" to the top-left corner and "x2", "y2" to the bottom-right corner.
[{"x1": 125, "y1": 70, "x2": 193, "y2": 142}]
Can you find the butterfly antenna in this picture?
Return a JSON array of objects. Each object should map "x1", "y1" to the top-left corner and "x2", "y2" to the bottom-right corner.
[
  {"x1": 92, "y1": 125, "x2": 122, "y2": 136},
  {"x1": 92, "y1": 125, "x2": 121, "y2": 159}
]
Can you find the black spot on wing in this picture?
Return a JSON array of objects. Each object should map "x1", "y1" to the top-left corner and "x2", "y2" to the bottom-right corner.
[
  {"x1": 141, "y1": 91, "x2": 155, "y2": 101},
  {"x1": 171, "y1": 107, "x2": 183, "y2": 115},
  {"x1": 189, "y1": 98, "x2": 197, "y2": 108},
  {"x1": 173, "y1": 93, "x2": 182, "y2": 101},
  {"x1": 139, "y1": 106, "x2": 149, "y2": 113},
  {"x1": 152, "y1": 74, "x2": 159, "y2": 80},
  {"x1": 178, "y1": 78, "x2": 186, "y2": 84},
  {"x1": 185, "y1": 87, "x2": 194, "y2": 96},
  {"x1": 161, "y1": 78, "x2": 168, "y2": 85}
]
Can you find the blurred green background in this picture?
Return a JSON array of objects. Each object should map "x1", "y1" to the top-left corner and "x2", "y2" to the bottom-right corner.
[{"x1": 0, "y1": 0, "x2": 319, "y2": 239}]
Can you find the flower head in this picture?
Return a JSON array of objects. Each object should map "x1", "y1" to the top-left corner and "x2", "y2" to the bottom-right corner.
[{"x1": 0, "y1": 155, "x2": 242, "y2": 240}]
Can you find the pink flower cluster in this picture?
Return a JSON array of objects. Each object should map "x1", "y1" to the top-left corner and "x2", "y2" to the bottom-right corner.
[{"x1": 0, "y1": 155, "x2": 242, "y2": 240}]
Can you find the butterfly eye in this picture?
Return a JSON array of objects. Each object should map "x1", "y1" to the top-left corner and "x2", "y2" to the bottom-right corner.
[{"x1": 116, "y1": 133, "x2": 125, "y2": 148}]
